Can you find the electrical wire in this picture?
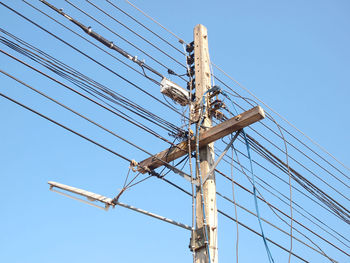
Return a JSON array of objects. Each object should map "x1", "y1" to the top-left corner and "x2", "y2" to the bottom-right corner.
[
  {"x1": 226, "y1": 89, "x2": 350, "y2": 191},
  {"x1": 123, "y1": 0, "x2": 348, "y2": 189},
  {"x1": 85, "y1": 0, "x2": 187, "y2": 69},
  {"x1": 219, "y1": 89, "x2": 348, "y2": 227},
  {"x1": 224, "y1": 95, "x2": 350, "y2": 192},
  {"x1": 0, "y1": 91, "x2": 132, "y2": 163},
  {"x1": 222, "y1": 145, "x2": 337, "y2": 262},
  {"x1": 125, "y1": 0, "x2": 187, "y2": 45},
  {"x1": 213, "y1": 116, "x2": 349, "y2": 225},
  {"x1": 61, "y1": 0, "x2": 186, "y2": 82},
  {"x1": 219, "y1": 87, "x2": 294, "y2": 260},
  {"x1": 211, "y1": 62, "x2": 350, "y2": 172},
  {"x1": 42, "y1": 0, "x2": 164, "y2": 80},
  {"x1": 0, "y1": 33, "x2": 185, "y2": 138},
  {"x1": 123, "y1": 0, "x2": 349, "y2": 211},
  {"x1": 215, "y1": 169, "x2": 350, "y2": 255},
  {"x1": 104, "y1": 0, "x2": 185, "y2": 55},
  {"x1": 241, "y1": 131, "x2": 275, "y2": 263},
  {"x1": 0, "y1": 2, "x2": 189, "y2": 120},
  {"x1": 0, "y1": 49, "x2": 192, "y2": 167},
  {"x1": 22, "y1": 0, "x2": 150, "y2": 81},
  {"x1": 217, "y1": 89, "x2": 275, "y2": 262},
  {"x1": 121, "y1": 1, "x2": 348, "y2": 217},
  {"x1": 102, "y1": 2, "x2": 348, "y2": 252},
  {"x1": 2, "y1": 3, "x2": 348, "y2": 262},
  {"x1": 157, "y1": 176, "x2": 312, "y2": 263},
  {"x1": 216, "y1": 192, "x2": 337, "y2": 262},
  {"x1": 0, "y1": 68, "x2": 196, "y2": 190},
  {"x1": 216, "y1": 144, "x2": 350, "y2": 228},
  {"x1": 231, "y1": 145, "x2": 240, "y2": 263}
]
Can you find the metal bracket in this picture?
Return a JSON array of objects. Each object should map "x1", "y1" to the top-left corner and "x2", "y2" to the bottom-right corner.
[{"x1": 189, "y1": 226, "x2": 210, "y2": 251}]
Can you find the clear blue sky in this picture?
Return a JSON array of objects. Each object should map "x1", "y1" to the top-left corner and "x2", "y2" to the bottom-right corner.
[{"x1": 0, "y1": 1, "x2": 349, "y2": 263}]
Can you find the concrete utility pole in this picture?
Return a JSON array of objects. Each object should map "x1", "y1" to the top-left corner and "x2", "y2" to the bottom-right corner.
[{"x1": 193, "y1": 24, "x2": 218, "y2": 263}]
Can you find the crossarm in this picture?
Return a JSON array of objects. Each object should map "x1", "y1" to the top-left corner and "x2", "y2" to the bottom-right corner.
[{"x1": 137, "y1": 106, "x2": 265, "y2": 173}]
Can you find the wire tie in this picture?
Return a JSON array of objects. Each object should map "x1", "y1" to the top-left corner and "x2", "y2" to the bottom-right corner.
[{"x1": 130, "y1": 159, "x2": 139, "y2": 172}]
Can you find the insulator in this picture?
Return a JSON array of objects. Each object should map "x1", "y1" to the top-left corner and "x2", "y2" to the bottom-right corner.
[
  {"x1": 186, "y1": 42, "x2": 194, "y2": 53},
  {"x1": 209, "y1": 90, "x2": 220, "y2": 99},
  {"x1": 186, "y1": 66, "x2": 195, "y2": 77},
  {"x1": 186, "y1": 55, "x2": 194, "y2": 65},
  {"x1": 187, "y1": 79, "x2": 195, "y2": 90},
  {"x1": 191, "y1": 92, "x2": 196, "y2": 101},
  {"x1": 211, "y1": 99, "x2": 224, "y2": 110}
]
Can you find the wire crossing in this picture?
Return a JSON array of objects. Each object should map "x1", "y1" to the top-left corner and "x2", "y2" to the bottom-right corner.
[{"x1": 0, "y1": 1, "x2": 349, "y2": 263}]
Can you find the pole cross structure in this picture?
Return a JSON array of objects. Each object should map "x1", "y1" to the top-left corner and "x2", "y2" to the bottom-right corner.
[{"x1": 136, "y1": 24, "x2": 265, "y2": 263}]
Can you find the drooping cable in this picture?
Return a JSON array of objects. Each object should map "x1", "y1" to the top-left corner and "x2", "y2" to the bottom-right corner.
[
  {"x1": 212, "y1": 62, "x2": 350, "y2": 172},
  {"x1": 0, "y1": 28, "x2": 187, "y2": 138},
  {"x1": 0, "y1": 49, "x2": 192, "y2": 164},
  {"x1": 241, "y1": 131, "x2": 275, "y2": 263},
  {"x1": 219, "y1": 90, "x2": 275, "y2": 262},
  {"x1": 216, "y1": 192, "x2": 337, "y2": 262},
  {"x1": 216, "y1": 168, "x2": 350, "y2": 255},
  {"x1": 220, "y1": 87, "x2": 350, "y2": 190},
  {"x1": 156, "y1": 175, "x2": 311, "y2": 263},
  {"x1": 0, "y1": 68, "x2": 197, "y2": 188},
  {"x1": 219, "y1": 92, "x2": 349, "y2": 224},
  {"x1": 0, "y1": 2, "x2": 189, "y2": 120},
  {"x1": 231, "y1": 144, "x2": 239, "y2": 263}
]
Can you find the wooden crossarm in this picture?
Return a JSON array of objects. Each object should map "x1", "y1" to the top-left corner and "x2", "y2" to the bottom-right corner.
[{"x1": 138, "y1": 106, "x2": 265, "y2": 173}]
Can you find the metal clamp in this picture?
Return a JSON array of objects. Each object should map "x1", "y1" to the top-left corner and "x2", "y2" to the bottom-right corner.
[{"x1": 189, "y1": 226, "x2": 210, "y2": 251}]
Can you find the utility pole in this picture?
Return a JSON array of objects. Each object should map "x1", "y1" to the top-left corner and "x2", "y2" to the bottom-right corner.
[
  {"x1": 44, "y1": 10, "x2": 266, "y2": 261},
  {"x1": 137, "y1": 25, "x2": 264, "y2": 263},
  {"x1": 193, "y1": 24, "x2": 218, "y2": 263}
]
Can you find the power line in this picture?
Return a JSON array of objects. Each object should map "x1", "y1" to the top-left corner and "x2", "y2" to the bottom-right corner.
[
  {"x1": 218, "y1": 210, "x2": 309, "y2": 263},
  {"x1": 0, "y1": 48, "x2": 181, "y2": 148},
  {"x1": 215, "y1": 143, "x2": 343, "y2": 222},
  {"x1": 157, "y1": 176, "x2": 311, "y2": 263},
  {"x1": 2, "y1": 2, "x2": 348, "y2": 262},
  {"x1": 122, "y1": 0, "x2": 350, "y2": 222},
  {"x1": 216, "y1": 169, "x2": 350, "y2": 253},
  {"x1": 122, "y1": 0, "x2": 350, "y2": 179},
  {"x1": 85, "y1": 0, "x2": 187, "y2": 69},
  {"x1": 0, "y1": 2, "x2": 188, "y2": 119},
  {"x1": 213, "y1": 122, "x2": 350, "y2": 224},
  {"x1": 0, "y1": 69, "x2": 164, "y2": 165},
  {"x1": 0, "y1": 68, "x2": 196, "y2": 186},
  {"x1": 104, "y1": 0, "x2": 185, "y2": 55},
  {"x1": 216, "y1": 192, "x2": 338, "y2": 261},
  {"x1": 22, "y1": 0, "x2": 151, "y2": 82},
  {"x1": 0, "y1": 33, "x2": 184, "y2": 138},
  {"x1": 42, "y1": 0, "x2": 164, "y2": 80},
  {"x1": 221, "y1": 87, "x2": 350, "y2": 188},
  {"x1": 59, "y1": 0, "x2": 187, "y2": 83},
  {"x1": 211, "y1": 62, "x2": 350, "y2": 172},
  {"x1": 125, "y1": 0, "x2": 187, "y2": 45},
  {"x1": 0, "y1": 91, "x2": 132, "y2": 163}
]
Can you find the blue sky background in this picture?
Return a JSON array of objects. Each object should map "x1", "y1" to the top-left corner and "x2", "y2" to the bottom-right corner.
[{"x1": 0, "y1": 1, "x2": 349, "y2": 263}]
